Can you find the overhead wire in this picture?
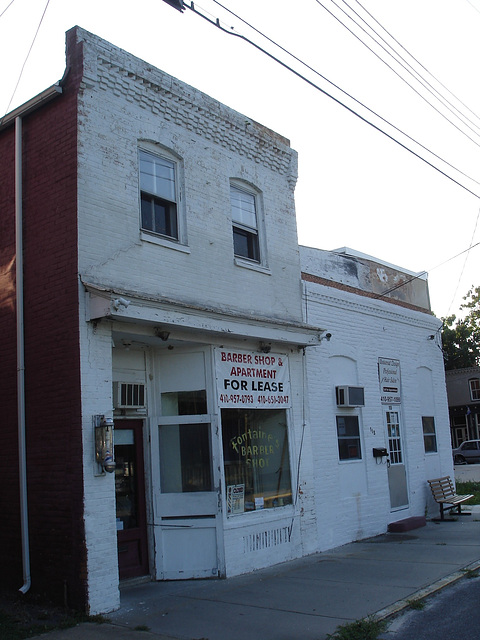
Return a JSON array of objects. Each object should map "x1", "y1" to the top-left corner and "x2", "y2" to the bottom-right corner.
[
  {"x1": 353, "y1": 0, "x2": 480, "y2": 128},
  {"x1": 204, "y1": 0, "x2": 480, "y2": 196},
  {"x1": 316, "y1": 0, "x2": 480, "y2": 147},
  {"x1": 1, "y1": 0, "x2": 51, "y2": 120},
  {"x1": 0, "y1": 0, "x2": 16, "y2": 19},
  {"x1": 445, "y1": 208, "x2": 480, "y2": 317},
  {"x1": 340, "y1": 0, "x2": 480, "y2": 138},
  {"x1": 375, "y1": 241, "x2": 480, "y2": 299}
]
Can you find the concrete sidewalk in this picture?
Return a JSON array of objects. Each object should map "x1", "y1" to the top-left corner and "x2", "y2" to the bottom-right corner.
[{"x1": 33, "y1": 510, "x2": 480, "y2": 640}]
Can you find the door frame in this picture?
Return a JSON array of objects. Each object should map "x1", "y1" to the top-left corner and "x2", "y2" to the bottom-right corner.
[
  {"x1": 115, "y1": 419, "x2": 149, "y2": 580},
  {"x1": 384, "y1": 407, "x2": 409, "y2": 511}
]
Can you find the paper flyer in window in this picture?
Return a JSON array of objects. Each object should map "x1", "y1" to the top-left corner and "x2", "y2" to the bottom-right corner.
[{"x1": 227, "y1": 484, "x2": 245, "y2": 515}]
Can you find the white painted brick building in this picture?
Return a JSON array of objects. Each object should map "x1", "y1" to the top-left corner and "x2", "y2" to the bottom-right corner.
[
  {"x1": 300, "y1": 246, "x2": 454, "y2": 549},
  {"x1": 1, "y1": 25, "x2": 453, "y2": 616}
]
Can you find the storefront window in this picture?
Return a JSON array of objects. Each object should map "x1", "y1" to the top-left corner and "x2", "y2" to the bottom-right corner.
[{"x1": 221, "y1": 408, "x2": 292, "y2": 513}]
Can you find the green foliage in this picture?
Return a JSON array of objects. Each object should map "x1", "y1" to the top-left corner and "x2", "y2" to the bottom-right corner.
[
  {"x1": 442, "y1": 286, "x2": 480, "y2": 370},
  {"x1": 455, "y1": 481, "x2": 480, "y2": 504},
  {"x1": 326, "y1": 616, "x2": 386, "y2": 640},
  {"x1": 407, "y1": 598, "x2": 425, "y2": 610}
]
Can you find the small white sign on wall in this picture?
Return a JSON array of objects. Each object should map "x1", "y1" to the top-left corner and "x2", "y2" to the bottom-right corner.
[{"x1": 378, "y1": 357, "x2": 401, "y2": 404}]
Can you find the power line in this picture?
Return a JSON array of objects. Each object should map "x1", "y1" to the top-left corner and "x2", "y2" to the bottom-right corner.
[
  {"x1": 353, "y1": 0, "x2": 480, "y2": 129},
  {"x1": 201, "y1": 1, "x2": 480, "y2": 198},
  {"x1": 377, "y1": 241, "x2": 480, "y2": 299},
  {"x1": 316, "y1": 0, "x2": 480, "y2": 148},
  {"x1": 446, "y1": 208, "x2": 480, "y2": 316},
  {"x1": 0, "y1": 0, "x2": 17, "y2": 19},
  {"x1": 1, "y1": 0, "x2": 51, "y2": 120}
]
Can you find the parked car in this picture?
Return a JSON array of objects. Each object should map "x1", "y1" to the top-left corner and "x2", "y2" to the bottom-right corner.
[{"x1": 452, "y1": 440, "x2": 480, "y2": 464}]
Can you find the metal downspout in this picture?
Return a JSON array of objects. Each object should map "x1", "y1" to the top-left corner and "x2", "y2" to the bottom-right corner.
[{"x1": 16, "y1": 115, "x2": 31, "y2": 594}]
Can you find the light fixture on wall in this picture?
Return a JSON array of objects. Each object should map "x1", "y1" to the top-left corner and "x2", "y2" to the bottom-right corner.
[
  {"x1": 259, "y1": 342, "x2": 271, "y2": 354},
  {"x1": 427, "y1": 335, "x2": 435, "y2": 340},
  {"x1": 94, "y1": 415, "x2": 115, "y2": 474},
  {"x1": 320, "y1": 332, "x2": 332, "y2": 342},
  {"x1": 155, "y1": 328, "x2": 170, "y2": 341}
]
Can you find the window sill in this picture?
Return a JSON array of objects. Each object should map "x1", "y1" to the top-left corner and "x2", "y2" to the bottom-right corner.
[
  {"x1": 140, "y1": 231, "x2": 190, "y2": 254},
  {"x1": 234, "y1": 257, "x2": 271, "y2": 275}
]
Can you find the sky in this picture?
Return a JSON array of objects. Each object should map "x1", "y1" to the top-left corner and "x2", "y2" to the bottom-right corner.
[{"x1": 1, "y1": 0, "x2": 479, "y2": 319}]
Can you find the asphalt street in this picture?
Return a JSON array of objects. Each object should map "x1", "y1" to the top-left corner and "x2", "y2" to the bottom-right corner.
[{"x1": 380, "y1": 574, "x2": 480, "y2": 639}]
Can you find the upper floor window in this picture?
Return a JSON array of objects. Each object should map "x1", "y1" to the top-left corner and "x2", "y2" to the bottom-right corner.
[
  {"x1": 470, "y1": 378, "x2": 480, "y2": 401},
  {"x1": 139, "y1": 149, "x2": 178, "y2": 240},
  {"x1": 230, "y1": 184, "x2": 260, "y2": 262}
]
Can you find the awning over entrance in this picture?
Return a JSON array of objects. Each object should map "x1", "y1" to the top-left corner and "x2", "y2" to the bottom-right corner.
[{"x1": 83, "y1": 280, "x2": 324, "y2": 347}]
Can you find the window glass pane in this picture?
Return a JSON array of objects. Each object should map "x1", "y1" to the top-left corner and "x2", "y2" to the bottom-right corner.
[
  {"x1": 161, "y1": 390, "x2": 207, "y2": 416},
  {"x1": 230, "y1": 186, "x2": 257, "y2": 229},
  {"x1": 115, "y1": 430, "x2": 138, "y2": 529},
  {"x1": 470, "y1": 379, "x2": 480, "y2": 401},
  {"x1": 140, "y1": 151, "x2": 176, "y2": 202},
  {"x1": 336, "y1": 416, "x2": 361, "y2": 460},
  {"x1": 159, "y1": 423, "x2": 212, "y2": 493},
  {"x1": 422, "y1": 416, "x2": 437, "y2": 453},
  {"x1": 233, "y1": 227, "x2": 259, "y2": 261},
  {"x1": 222, "y1": 409, "x2": 292, "y2": 513}
]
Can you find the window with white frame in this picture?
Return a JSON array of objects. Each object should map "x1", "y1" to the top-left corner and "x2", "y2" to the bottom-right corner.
[
  {"x1": 470, "y1": 378, "x2": 480, "y2": 401},
  {"x1": 336, "y1": 415, "x2": 362, "y2": 461},
  {"x1": 230, "y1": 184, "x2": 260, "y2": 262},
  {"x1": 422, "y1": 416, "x2": 437, "y2": 453},
  {"x1": 139, "y1": 149, "x2": 178, "y2": 240}
]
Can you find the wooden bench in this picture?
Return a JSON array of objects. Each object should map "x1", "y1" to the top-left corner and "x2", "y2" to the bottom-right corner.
[{"x1": 427, "y1": 476, "x2": 474, "y2": 521}]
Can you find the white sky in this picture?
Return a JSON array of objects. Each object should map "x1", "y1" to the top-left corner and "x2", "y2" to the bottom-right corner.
[{"x1": 1, "y1": 0, "x2": 479, "y2": 319}]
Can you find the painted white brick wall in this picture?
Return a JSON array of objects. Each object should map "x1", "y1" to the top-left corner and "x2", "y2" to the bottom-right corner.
[
  {"x1": 75, "y1": 27, "x2": 303, "y2": 325},
  {"x1": 300, "y1": 248, "x2": 453, "y2": 549},
  {"x1": 71, "y1": 27, "x2": 312, "y2": 610},
  {"x1": 78, "y1": 288, "x2": 120, "y2": 614}
]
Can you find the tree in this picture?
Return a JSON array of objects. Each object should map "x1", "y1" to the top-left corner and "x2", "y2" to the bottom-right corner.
[{"x1": 442, "y1": 286, "x2": 480, "y2": 370}]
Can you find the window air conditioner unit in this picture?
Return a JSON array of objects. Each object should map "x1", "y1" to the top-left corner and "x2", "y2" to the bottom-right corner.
[
  {"x1": 336, "y1": 386, "x2": 365, "y2": 407},
  {"x1": 113, "y1": 382, "x2": 146, "y2": 409}
]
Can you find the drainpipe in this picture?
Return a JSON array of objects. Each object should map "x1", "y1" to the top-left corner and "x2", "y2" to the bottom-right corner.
[{"x1": 16, "y1": 115, "x2": 31, "y2": 594}]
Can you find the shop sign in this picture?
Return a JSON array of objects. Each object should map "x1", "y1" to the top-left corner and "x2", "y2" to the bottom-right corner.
[
  {"x1": 215, "y1": 348, "x2": 291, "y2": 408},
  {"x1": 378, "y1": 357, "x2": 401, "y2": 404}
]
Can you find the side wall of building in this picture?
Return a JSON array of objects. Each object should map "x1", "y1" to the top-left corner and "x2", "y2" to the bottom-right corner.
[
  {"x1": 303, "y1": 278, "x2": 453, "y2": 546},
  {"x1": 0, "y1": 38, "x2": 87, "y2": 608}
]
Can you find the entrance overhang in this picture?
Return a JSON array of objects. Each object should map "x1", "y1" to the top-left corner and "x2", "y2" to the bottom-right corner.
[{"x1": 83, "y1": 281, "x2": 323, "y2": 347}]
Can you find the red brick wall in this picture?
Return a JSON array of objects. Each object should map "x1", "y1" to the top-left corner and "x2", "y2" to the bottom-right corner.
[{"x1": 0, "y1": 33, "x2": 88, "y2": 610}]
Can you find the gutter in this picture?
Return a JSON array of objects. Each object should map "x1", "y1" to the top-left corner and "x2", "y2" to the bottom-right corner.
[
  {"x1": 10, "y1": 82, "x2": 63, "y2": 595},
  {"x1": 16, "y1": 115, "x2": 30, "y2": 594}
]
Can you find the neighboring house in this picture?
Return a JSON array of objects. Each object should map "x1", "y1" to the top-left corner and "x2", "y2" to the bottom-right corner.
[
  {"x1": 0, "y1": 27, "x2": 454, "y2": 616},
  {"x1": 445, "y1": 367, "x2": 480, "y2": 447},
  {"x1": 300, "y1": 247, "x2": 453, "y2": 547}
]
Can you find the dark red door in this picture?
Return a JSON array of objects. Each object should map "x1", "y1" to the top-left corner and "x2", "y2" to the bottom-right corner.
[{"x1": 115, "y1": 420, "x2": 149, "y2": 580}]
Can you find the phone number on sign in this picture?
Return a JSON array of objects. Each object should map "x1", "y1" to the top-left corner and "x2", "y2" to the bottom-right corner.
[{"x1": 219, "y1": 394, "x2": 290, "y2": 405}]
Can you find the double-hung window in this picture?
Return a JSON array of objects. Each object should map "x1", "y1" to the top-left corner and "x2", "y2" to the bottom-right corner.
[
  {"x1": 336, "y1": 415, "x2": 361, "y2": 461},
  {"x1": 469, "y1": 378, "x2": 480, "y2": 401},
  {"x1": 230, "y1": 184, "x2": 260, "y2": 262},
  {"x1": 139, "y1": 149, "x2": 178, "y2": 240}
]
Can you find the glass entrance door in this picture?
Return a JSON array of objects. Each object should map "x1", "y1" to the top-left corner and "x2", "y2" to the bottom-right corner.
[{"x1": 115, "y1": 421, "x2": 149, "y2": 580}]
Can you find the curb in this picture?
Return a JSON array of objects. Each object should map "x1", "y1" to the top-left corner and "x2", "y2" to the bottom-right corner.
[{"x1": 374, "y1": 559, "x2": 480, "y2": 622}]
